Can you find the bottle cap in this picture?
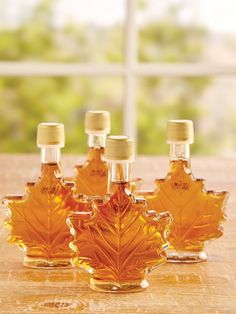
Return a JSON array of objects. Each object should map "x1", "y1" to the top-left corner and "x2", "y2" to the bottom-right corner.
[
  {"x1": 167, "y1": 120, "x2": 194, "y2": 144},
  {"x1": 37, "y1": 123, "x2": 65, "y2": 147},
  {"x1": 104, "y1": 136, "x2": 134, "y2": 161},
  {"x1": 85, "y1": 110, "x2": 110, "y2": 134}
]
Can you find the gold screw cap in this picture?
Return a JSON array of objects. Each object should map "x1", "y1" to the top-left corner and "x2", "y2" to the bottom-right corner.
[
  {"x1": 104, "y1": 136, "x2": 134, "y2": 161},
  {"x1": 37, "y1": 123, "x2": 65, "y2": 147},
  {"x1": 85, "y1": 110, "x2": 110, "y2": 134},
  {"x1": 167, "y1": 120, "x2": 194, "y2": 144}
]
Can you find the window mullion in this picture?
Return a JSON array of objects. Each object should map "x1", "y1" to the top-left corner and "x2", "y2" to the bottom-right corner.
[{"x1": 123, "y1": 0, "x2": 137, "y2": 144}]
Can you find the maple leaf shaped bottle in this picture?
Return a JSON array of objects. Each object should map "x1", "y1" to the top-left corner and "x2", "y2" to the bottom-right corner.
[
  {"x1": 144, "y1": 120, "x2": 228, "y2": 263},
  {"x1": 4, "y1": 123, "x2": 76, "y2": 268},
  {"x1": 67, "y1": 136, "x2": 172, "y2": 293},
  {"x1": 74, "y1": 110, "x2": 110, "y2": 197}
]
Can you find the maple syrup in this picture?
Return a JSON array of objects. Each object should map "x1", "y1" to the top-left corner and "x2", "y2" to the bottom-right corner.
[
  {"x1": 4, "y1": 123, "x2": 75, "y2": 268},
  {"x1": 67, "y1": 136, "x2": 172, "y2": 292},
  {"x1": 74, "y1": 110, "x2": 110, "y2": 197},
  {"x1": 142, "y1": 120, "x2": 228, "y2": 263}
]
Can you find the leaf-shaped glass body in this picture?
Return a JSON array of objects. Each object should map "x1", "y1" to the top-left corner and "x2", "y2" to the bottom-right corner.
[
  {"x1": 67, "y1": 182, "x2": 172, "y2": 293},
  {"x1": 74, "y1": 147, "x2": 143, "y2": 196},
  {"x1": 74, "y1": 147, "x2": 108, "y2": 197},
  {"x1": 144, "y1": 159, "x2": 228, "y2": 262},
  {"x1": 4, "y1": 163, "x2": 75, "y2": 268}
]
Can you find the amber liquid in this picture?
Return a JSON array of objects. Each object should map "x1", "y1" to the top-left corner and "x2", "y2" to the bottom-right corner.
[
  {"x1": 5, "y1": 163, "x2": 75, "y2": 268},
  {"x1": 74, "y1": 147, "x2": 108, "y2": 197},
  {"x1": 145, "y1": 159, "x2": 227, "y2": 262},
  {"x1": 68, "y1": 182, "x2": 172, "y2": 292}
]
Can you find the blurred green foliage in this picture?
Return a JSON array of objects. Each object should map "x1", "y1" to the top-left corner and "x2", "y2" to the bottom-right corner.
[
  {"x1": 137, "y1": 5, "x2": 212, "y2": 154},
  {"x1": 0, "y1": 0, "x2": 124, "y2": 153},
  {"x1": 0, "y1": 76, "x2": 123, "y2": 153},
  {"x1": 0, "y1": 0, "x2": 213, "y2": 154}
]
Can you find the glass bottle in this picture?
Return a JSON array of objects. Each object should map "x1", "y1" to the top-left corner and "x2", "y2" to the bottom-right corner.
[
  {"x1": 67, "y1": 136, "x2": 172, "y2": 292},
  {"x1": 4, "y1": 123, "x2": 75, "y2": 268},
  {"x1": 144, "y1": 120, "x2": 228, "y2": 263},
  {"x1": 74, "y1": 110, "x2": 110, "y2": 197}
]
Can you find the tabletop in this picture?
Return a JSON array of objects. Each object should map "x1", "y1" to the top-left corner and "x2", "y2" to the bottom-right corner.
[{"x1": 0, "y1": 154, "x2": 235, "y2": 314}]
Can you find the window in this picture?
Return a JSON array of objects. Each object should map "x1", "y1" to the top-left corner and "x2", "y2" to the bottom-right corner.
[{"x1": 0, "y1": 0, "x2": 236, "y2": 154}]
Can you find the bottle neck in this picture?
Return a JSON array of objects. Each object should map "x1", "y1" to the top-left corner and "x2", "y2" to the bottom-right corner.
[
  {"x1": 169, "y1": 143, "x2": 190, "y2": 162},
  {"x1": 40, "y1": 147, "x2": 61, "y2": 164},
  {"x1": 88, "y1": 133, "x2": 106, "y2": 148},
  {"x1": 107, "y1": 161, "x2": 131, "y2": 194}
]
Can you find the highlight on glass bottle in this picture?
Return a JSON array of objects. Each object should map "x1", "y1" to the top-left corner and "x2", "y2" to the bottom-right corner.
[
  {"x1": 4, "y1": 123, "x2": 76, "y2": 268},
  {"x1": 143, "y1": 120, "x2": 228, "y2": 263},
  {"x1": 67, "y1": 135, "x2": 172, "y2": 293},
  {"x1": 74, "y1": 110, "x2": 110, "y2": 197}
]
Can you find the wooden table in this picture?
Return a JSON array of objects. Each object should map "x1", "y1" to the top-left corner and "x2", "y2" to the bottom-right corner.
[{"x1": 0, "y1": 155, "x2": 235, "y2": 314}]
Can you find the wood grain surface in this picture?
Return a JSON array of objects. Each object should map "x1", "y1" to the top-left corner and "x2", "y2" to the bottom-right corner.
[{"x1": 0, "y1": 154, "x2": 235, "y2": 314}]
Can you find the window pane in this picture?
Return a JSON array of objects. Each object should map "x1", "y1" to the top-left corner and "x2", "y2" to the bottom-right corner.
[
  {"x1": 138, "y1": 0, "x2": 236, "y2": 63},
  {"x1": 137, "y1": 76, "x2": 236, "y2": 155},
  {"x1": 0, "y1": 0, "x2": 125, "y2": 62},
  {"x1": 0, "y1": 77, "x2": 123, "y2": 152}
]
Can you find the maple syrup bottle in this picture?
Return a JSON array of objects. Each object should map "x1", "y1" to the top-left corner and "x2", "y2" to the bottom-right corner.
[
  {"x1": 4, "y1": 123, "x2": 75, "y2": 268},
  {"x1": 74, "y1": 110, "x2": 110, "y2": 197},
  {"x1": 67, "y1": 136, "x2": 172, "y2": 293},
  {"x1": 146, "y1": 120, "x2": 228, "y2": 263}
]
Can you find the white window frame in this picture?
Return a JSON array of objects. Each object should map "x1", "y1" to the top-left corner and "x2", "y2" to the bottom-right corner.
[{"x1": 0, "y1": 0, "x2": 236, "y2": 142}]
